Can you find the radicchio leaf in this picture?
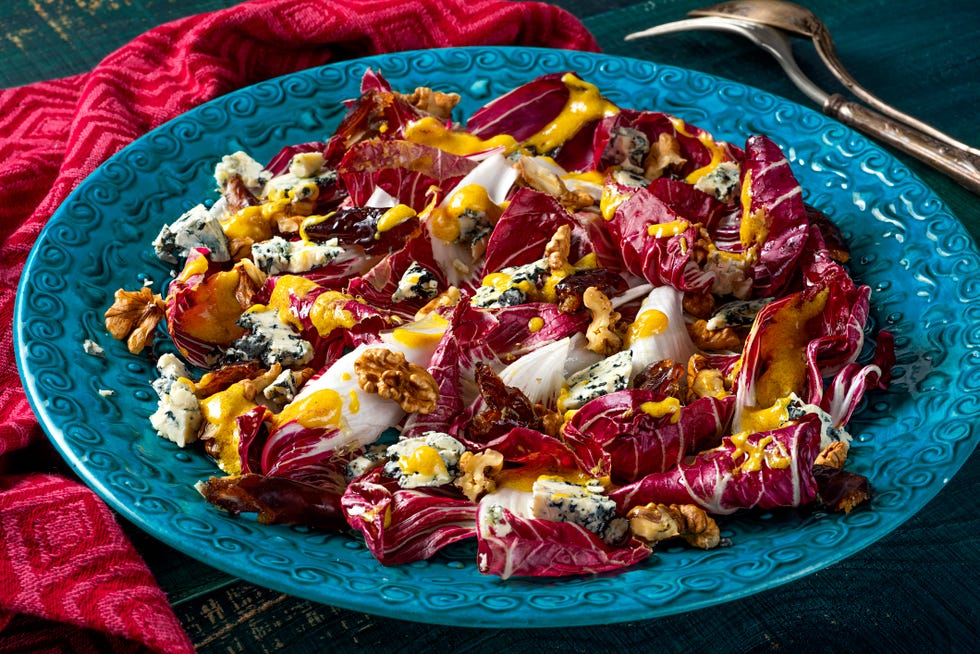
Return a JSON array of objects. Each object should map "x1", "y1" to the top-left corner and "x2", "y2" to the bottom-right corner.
[
  {"x1": 476, "y1": 494, "x2": 650, "y2": 579},
  {"x1": 339, "y1": 139, "x2": 479, "y2": 209},
  {"x1": 738, "y1": 135, "x2": 811, "y2": 298},
  {"x1": 606, "y1": 183, "x2": 714, "y2": 292},
  {"x1": 563, "y1": 390, "x2": 734, "y2": 483},
  {"x1": 342, "y1": 469, "x2": 477, "y2": 565},
  {"x1": 609, "y1": 415, "x2": 822, "y2": 515},
  {"x1": 165, "y1": 249, "x2": 253, "y2": 368},
  {"x1": 820, "y1": 329, "x2": 895, "y2": 428},
  {"x1": 481, "y1": 188, "x2": 601, "y2": 274},
  {"x1": 466, "y1": 72, "x2": 572, "y2": 143}
]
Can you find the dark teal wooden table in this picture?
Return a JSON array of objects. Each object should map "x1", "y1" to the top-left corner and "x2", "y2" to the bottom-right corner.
[{"x1": 3, "y1": 1, "x2": 977, "y2": 651}]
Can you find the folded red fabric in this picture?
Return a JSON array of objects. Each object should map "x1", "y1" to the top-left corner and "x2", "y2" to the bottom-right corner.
[{"x1": 0, "y1": 1, "x2": 598, "y2": 650}]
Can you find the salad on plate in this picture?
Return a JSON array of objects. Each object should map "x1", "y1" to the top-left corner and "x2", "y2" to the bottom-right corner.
[{"x1": 104, "y1": 68, "x2": 894, "y2": 579}]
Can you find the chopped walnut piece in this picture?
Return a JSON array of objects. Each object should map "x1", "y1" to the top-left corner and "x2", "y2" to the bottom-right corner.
[
  {"x1": 815, "y1": 440, "x2": 850, "y2": 469},
  {"x1": 514, "y1": 156, "x2": 565, "y2": 196},
  {"x1": 353, "y1": 348, "x2": 439, "y2": 414},
  {"x1": 193, "y1": 362, "x2": 265, "y2": 398},
  {"x1": 687, "y1": 354, "x2": 729, "y2": 400},
  {"x1": 234, "y1": 259, "x2": 267, "y2": 306},
  {"x1": 682, "y1": 291, "x2": 716, "y2": 319},
  {"x1": 644, "y1": 132, "x2": 686, "y2": 180},
  {"x1": 395, "y1": 87, "x2": 461, "y2": 119},
  {"x1": 628, "y1": 502, "x2": 721, "y2": 549},
  {"x1": 545, "y1": 224, "x2": 572, "y2": 273},
  {"x1": 686, "y1": 319, "x2": 743, "y2": 352},
  {"x1": 226, "y1": 236, "x2": 254, "y2": 262},
  {"x1": 455, "y1": 448, "x2": 505, "y2": 502},
  {"x1": 414, "y1": 286, "x2": 461, "y2": 319},
  {"x1": 276, "y1": 214, "x2": 306, "y2": 235},
  {"x1": 104, "y1": 287, "x2": 166, "y2": 354},
  {"x1": 583, "y1": 286, "x2": 623, "y2": 355},
  {"x1": 559, "y1": 189, "x2": 596, "y2": 213},
  {"x1": 533, "y1": 405, "x2": 564, "y2": 438}
]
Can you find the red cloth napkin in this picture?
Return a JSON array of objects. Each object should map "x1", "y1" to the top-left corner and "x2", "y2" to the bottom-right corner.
[{"x1": 0, "y1": 1, "x2": 598, "y2": 651}]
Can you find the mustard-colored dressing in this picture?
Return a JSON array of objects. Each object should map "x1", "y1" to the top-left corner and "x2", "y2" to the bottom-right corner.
[
  {"x1": 624, "y1": 309, "x2": 669, "y2": 347},
  {"x1": 523, "y1": 73, "x2": 619, "y2": 154},
  {"x1": 639, "y1": 397, "x2": 682, "y2": 424},
  {"x1": 276, "y1": 387, "x2": 343, "y2": 430},
  {"x1": 404, "y1": 115, "x2": 520, "y2": 156}
]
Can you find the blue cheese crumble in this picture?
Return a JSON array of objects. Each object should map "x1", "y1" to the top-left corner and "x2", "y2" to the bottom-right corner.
[
  {"x1": 288, "y1": 152, "x2": 326, "y2": 178},
  {"x1": 706, "y1": 297, "x2": 772, "y2": 331},
  {"x1": 251, "y1": 236, "x2": 344, "y2": 275},
  {"x1": 82, "y1": 339, "x2": 105, "y2": 358},
  {"x1": 787, "y1": 393, "x2": 852, "y2": 449},
  {"x1": 151, "y1": 352, "x2": 193, "y2": 399},
  {"x1": 391, "y1": 262, "x2": 440, "y2": 302},
  {"x1": 470, "y1": 259, "x2": 548, "y2": 309},
  {"x1": 694, "y1": 161, "x2": 741, "y2": 203},
  {"x1": 262, "y1": 367, "x2": 307, "y2": 409},
  {"x1": 383, "y1": 432, "x2": 466, "y2": 489},
  {"x1": 531, "y1": 476, "x2": 627, "y2": 544},
  {"x1": 562, "y1": 349, "x2": 632, "y2": 410},
  {"x1": 153, "y1": 203, "x2": 231, "y2": 264},
  {"x1": 214, "y1": 151, "x2": 271, "y2": 193},
  {"x1": 149, "y1": 378, "x2": 202, "y2": 447},
  {"x1": 345, "y1": 443, "x2": 390, "y2": 481},
  {"x1": 223, "y1": 308, "x2": 313, "y2": 368}
]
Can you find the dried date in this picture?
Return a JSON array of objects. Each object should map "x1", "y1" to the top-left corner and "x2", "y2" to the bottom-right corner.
[{"x1": 554, "y1": 268, "x2": 628, "y2": 313}]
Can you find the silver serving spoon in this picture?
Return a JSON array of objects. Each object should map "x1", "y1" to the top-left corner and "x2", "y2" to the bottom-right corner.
[{"x1": 626, "y1": 5, "x2": 980, "y2": 194}]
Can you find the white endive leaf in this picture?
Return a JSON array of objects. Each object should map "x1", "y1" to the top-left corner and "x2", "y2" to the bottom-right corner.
[
  {"x1": 628, "y1": 285, "x2": 698, "y2": 376},
  {"x1": 498, "y1": 337, "x2": 570, "y2": 406}
]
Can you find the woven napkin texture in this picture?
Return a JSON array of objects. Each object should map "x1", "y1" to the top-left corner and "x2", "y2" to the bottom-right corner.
[{"x1": 0, "y1": 1, "x2": 598, "y2": 651}]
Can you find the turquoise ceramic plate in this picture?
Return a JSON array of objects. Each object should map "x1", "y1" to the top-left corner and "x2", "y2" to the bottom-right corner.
[{"x1": 15, "y1": 47, "x2": 980, "y2": 626}]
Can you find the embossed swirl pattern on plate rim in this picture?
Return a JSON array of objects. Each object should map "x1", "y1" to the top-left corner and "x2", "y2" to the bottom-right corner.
[{"x1": 14, "y1": 47, "x2": 980, "y2": 627}]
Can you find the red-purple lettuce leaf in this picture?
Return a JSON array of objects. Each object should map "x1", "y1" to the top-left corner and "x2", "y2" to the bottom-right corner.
[
  {"x1": 482, "y1": 188, "x2": 619, "y2": 274},
  {"x1": 563, "y1": 390, "x2": 735, "y2": 483},
  {"x1": 258, "y1": 419, "x2": 352, "y2": 489},
  {"x1": 820, "y1": 330, "x2": 895, "y2": 428},
  {"x1": 322, "y1": 69, "x2": 432, "y2": 164},
  {"x1": 341, "y1": 469, "x2": 477, "y2": 565},
  {"x1": 607, "y1": 183, "x2": 714, "y2": 292},
  {"x1": 591, "y1": 110, "x2": 742, "y2": 178},
  {"x1": 609, "y1": 415, "x2": 822, "y2": 515},
  {"x1": 466, "y1": 72, "x2": 572, "y2": 143},
  {"x1": 346, "y1": 229, "x2": 448, "y2": 318},
  {"x1": 476, "y1": 501, "x2": 650, "y2": 579},
  {"x1": 739, "y1": 135, "x2": 811, "y2": 298},
  {"x1": 165, "y1": 249, "x2": 248, "y2": 368},
  {"x1": 461, "y1": 426, "x2": 581, "y2": 469},
  {"x1": 648, "y1": 177, "x2": 731, "y2": 233},
  {"x1": 338, "y1": 139, "x2": 478, "y2": 209},
  {"x1": 264, "y1": 141, "x2": 327, "y2": 175}
]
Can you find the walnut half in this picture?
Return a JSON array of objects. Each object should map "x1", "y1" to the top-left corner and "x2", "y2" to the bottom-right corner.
[
  {"x1": 353, "y1": 347, "x2": 439, "y2": 414},
  {"x1": 583, "y1": 286, "x2": 624, "y2": 355},
  {"x1": 104, "y1": 287, "x2": 166, "y2": 354},
  {"x1": 455, "y1": 448, "x2": 504, "y2": 503},
  {"x1": 627, "y1": 502, "x2": 721, "y2": 549}
]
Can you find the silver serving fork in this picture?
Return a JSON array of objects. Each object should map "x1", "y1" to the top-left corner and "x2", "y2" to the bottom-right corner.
[{"x1": 625, "y1": 7, "x2": 980, "y2": 194}]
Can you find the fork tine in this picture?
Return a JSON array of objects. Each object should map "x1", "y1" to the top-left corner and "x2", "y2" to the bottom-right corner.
[
  {"x1": 624, "y1": 16, "x2": 749, "y2": 41},
  {"x1": 624, "y1": 16, "x2": 830, "y2": 106}
]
